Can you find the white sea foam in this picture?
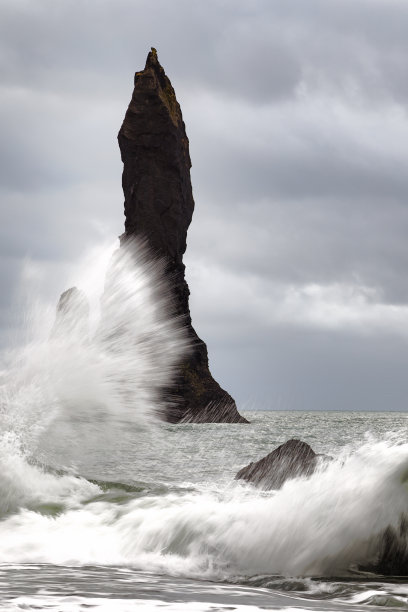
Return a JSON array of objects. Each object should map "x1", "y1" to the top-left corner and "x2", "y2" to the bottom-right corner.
[
  {"x1": 0, "y1": 439, "x2": 407, "y2": 577},
  {"x1": 2, "y1": 596, "x2": 311, "y2": 612}
]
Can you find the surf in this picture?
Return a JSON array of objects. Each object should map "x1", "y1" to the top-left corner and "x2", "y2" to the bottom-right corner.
[
  {"x1": 0, "y1": 239, "x2": 188, "y2": 512},
  {"x1": 0, "y1": 437, "x2": 407, "y2": 579},
  {"x1": 0, "y1": 241, "x2": 407, "y2": 587}
]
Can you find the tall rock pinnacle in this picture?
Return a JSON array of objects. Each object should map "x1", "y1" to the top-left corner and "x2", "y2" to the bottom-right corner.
[{"x1": 118, "y1": 48, "x2": 248, "y2": 423}]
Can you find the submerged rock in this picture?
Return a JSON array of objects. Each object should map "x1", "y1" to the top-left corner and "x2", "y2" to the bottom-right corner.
[
  {"x1": 52, "y1": 287, "x2": 89, "y2": 340},
  {"x1": 368, "y1": 516, "x2": 408, "y2": 576},
  {"x1": 236, "y1": 439, "x2": 326, "y2": 490},
  {"x1": 118, "y1": 48, "x2": 247, "y2": 424}
]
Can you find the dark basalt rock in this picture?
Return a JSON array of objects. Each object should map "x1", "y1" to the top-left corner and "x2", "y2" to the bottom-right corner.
[
  {"x1": 236, "y1": 439, "x2": 327, "y2": 490},
  {"x1": 364, "y1": 516, "x2": 408, "y2": 576},
  {"x1": 118, "y1": 48, "x2": 247, "y2": 424}
]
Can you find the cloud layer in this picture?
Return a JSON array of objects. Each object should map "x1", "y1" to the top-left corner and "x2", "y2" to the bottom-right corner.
[{"x1": 1, "y1": 0, "x2": 408, "y2": 410}]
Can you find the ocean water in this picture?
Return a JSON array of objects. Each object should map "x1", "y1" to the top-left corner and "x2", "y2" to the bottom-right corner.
[{"x1": 0, "y1": 244, "x2": 408, "y2": 611}]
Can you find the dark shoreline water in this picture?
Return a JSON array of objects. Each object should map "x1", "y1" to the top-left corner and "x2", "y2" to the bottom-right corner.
[{"x1": 1, "y1": 564, "x2": 408, "y2": 611}]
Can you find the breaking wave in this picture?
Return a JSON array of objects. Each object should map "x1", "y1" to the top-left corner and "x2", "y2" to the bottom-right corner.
[
  {"x1": 0, "y1": 239, "x2": 188, "y2": 512},
  {"x1": 0, "y1": 438, "x2": 407, "y2": 577},
  {"x1": 0, "y1": 240, "x2": 407, "y2": 584}
]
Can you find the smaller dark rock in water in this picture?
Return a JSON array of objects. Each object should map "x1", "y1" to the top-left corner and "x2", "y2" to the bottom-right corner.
[
  {"x1": 52, "y1": 287, "x2": 90, "y2": 340},
  {"x1": 236, "y1": 439, "x2": 327, "y2": 490}
]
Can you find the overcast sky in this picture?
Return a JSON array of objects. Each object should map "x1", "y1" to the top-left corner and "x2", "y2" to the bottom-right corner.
[{"x1": 1, "y1": 0, "x2": 408, "y2": 412}]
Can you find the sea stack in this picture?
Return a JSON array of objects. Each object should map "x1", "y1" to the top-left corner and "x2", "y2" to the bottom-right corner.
[{"x1": 118, "y1": 48, "x2": 247, "y2": 423}]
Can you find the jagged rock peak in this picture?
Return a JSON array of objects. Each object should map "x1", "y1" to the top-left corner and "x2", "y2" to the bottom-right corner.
[
  {"x1": 131, "y1": 47, "x2": 182, "y2": 128},
  {"x1": 144, "y1": 47, "x2": 160, "y2": 70},
  {"x1": 119, "y1": 47, "x2": 193, "y2": 261}
]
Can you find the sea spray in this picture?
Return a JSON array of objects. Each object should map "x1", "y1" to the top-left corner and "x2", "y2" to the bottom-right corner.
[{"x1": 0, "y1": 239, "x2": 189, "y2": 512}]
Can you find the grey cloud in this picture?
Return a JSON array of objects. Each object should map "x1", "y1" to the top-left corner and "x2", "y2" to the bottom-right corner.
[
  {"x1": 0, "y1": 256, "x2": 26, "y2": 350},
  {"x1": 187, "y1": 96, "x2": 408, "y2": 204},
  {"x1": 0, "y1": 89, "x2": 123, "y2": 192},
  {"x1": 187, "y1": 193, "x2": 408, "y2": 306},
  {"x1": 212, "y1": 328, "x2": 408, "y2": 412},
  {"x1": 1, "y1": 0, "x2": 408, "y2": 412},
  {"x1": 2, "y1": 0, "x2": 407, "y2": 108},
  {"x1": 183, "y1": 86, "x2": 408, "y2": 306},
  {"x1": 0, "y1": 184, "x2": 122, "y2": 263}
]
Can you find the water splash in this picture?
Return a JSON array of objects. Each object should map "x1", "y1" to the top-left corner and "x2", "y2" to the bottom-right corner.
[{"x1": 0, "y1": 239, "x2": 189, "y2": 511}]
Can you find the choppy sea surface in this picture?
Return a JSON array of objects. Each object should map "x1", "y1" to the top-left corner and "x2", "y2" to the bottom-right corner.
[{"x1": 0, "y1": 410, "x2": 407, "y2": 611}]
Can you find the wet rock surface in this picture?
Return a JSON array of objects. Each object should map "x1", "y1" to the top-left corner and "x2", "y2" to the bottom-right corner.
[
  {"x1": 118, "y1": 48, "x2": 247, "y2": 423},
  {"x1": 366, "y1": 516, "x2": 408, "y2": 576},
  {"x1": 236, "y1": 439, "x2": 326, "y2": 490}
]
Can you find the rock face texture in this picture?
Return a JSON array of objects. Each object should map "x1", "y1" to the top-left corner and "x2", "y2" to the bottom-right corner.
[
  {"x1": 236, "y1": 439, "x2": 326, "y2": 490},
  {"x1": 368, "y1": 516, "x2": 408, "y2": 575},
  {"x1": 118, "y1": 48, "x2": 247, "y2": 423}
]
